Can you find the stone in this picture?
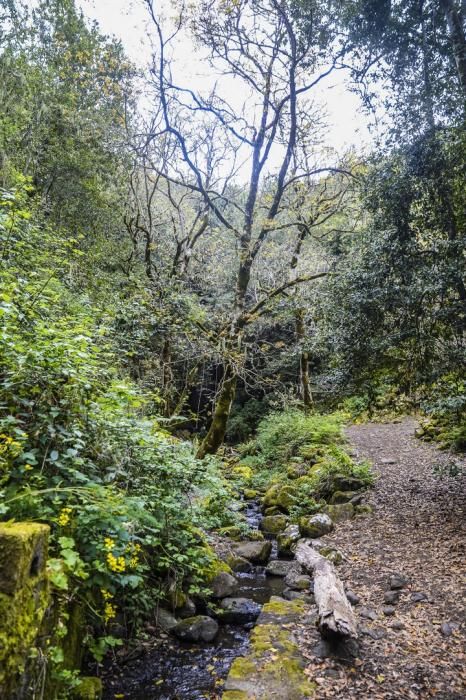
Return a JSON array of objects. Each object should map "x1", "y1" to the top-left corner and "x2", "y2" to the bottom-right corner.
[
  {"x1": 346, "y1": 590, "x2": 360, "y2": 606},
  {"x1": 262, "y1": 483, "x2": 281, "y2": 508},
  {"x1": 223, "y1": 597, "x2": 316, "y2": 700},
  {"x1": 360, "y1": 626, "x2": 386, "y2": 640},
  {"x1": 323, "y1": 503, "x2": 354, "y2": 522},
  {"x1": 410, "y1": 591, "x2": 428, "y2": 603},
  {"x1": 276, "y1": 485, "x2": 298, "y2": 510},
  {"x1": 282, "y1": 588, "x2": 315, "y2": 604},
  {"x1": 299, "y1": 513, "x2": 333, "y2": 538},
  {"x1": 264, "y1": 506, "x2": 281, "y2": 516},
  {"x1": 265, "y1": 560, "x2": 296, "y2": 577},
  {"x1": 359, "y1": 607, "x2": 378, "y2": 621},
  {"x1": 440, "y1": 621, "x2": 459, "y2": 637},
  {"x1": 354, "y1": 504, "x2": 373, "y2": 516},
  {"x1": 384, "y1": 590, "x2": 401, "y2": 605},
  {"x1": 177, "y1": 596, "x2": 197, "y2": 618},
  {"x1": 172, "y1": 615, "x2": 219, "y2": 642},
  {"x1": 277, "y1": 524, "x2": 301, "y2": 556},
  {"x1": 383, "y1": 605, "x2": 396, "y2": 616},
  {"x1": 243, "y1": 489, "x2": 258, "y2": 499},
  {"x1": 284, "y1": 569, "x2": 312, "y2": 591},
  {"x1": 390, "y1": 573, "x2": 409, "y2": 590},
  {"x1": 225, "y1": 554, "x2": 253, "y2": 573},
  {"x1": 317, "y1": 546, "x2": 343, "y2": 565},
  {"x1": 260, "y1": 514, "x2": 288, "y2": 535},
  {"x1": 72, "y1": 677, "x2": 103, "y2": 700},
  {"x1": 232, "y1": 540, "x2": 272, "y2": 564},
  {"x1": 391, "y1": 621, "x2": 405, "y2": 630},
  {"x1": 328, "y1": 474, "x2": 367, "y2": 493},
  {"x1": 287, "y1": 463, "x2": 309, "y2": 480},
  {"x1": 218, "y1": 597, "x2": 262, "y2": 624},
  {"x1": 155, "y1": 608, "x2": 178, "y2": 632},
  {"x1": 210, "y1": 572, "x2": 238, "y2": 599},
  {"x1": 329, "y1": 490, "x2": 361, "y2": 504},
  {"x1": 380, "y1": 458, "x2": 396, "y2": 464}
]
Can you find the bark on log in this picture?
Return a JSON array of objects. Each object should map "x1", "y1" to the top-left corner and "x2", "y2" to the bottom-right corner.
[{"x1": 295, "y1": 539, "x2": 358, "y2": 641}]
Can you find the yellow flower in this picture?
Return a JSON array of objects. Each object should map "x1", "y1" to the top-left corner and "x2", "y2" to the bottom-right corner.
[
  {"x1": 24, "y1": 463, "x2": 33, "y2": 471},
  {"x1": 104, "y1": 601, "x2": 116, "y2": 623},
  {"x1": 57, "y1": 507, "x2": 72, "y2": 527},
  {"x1": 106, "y1": 552, "x2": 126, "y2": 573},
  {"x1": 104, "y1": 537, "x2": 115, "y2": 551}
]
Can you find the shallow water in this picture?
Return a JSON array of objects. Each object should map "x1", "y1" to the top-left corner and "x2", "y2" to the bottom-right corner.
[{"x1": 102, "y1": 500, "x2": 286, "y2": 699}]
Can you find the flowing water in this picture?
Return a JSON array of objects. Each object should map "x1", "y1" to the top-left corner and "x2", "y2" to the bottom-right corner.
[{"x1": 101, "y1": 501, "x2": 286, "y2": 699}]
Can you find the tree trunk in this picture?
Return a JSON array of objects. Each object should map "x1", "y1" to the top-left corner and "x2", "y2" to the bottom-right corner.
[
  {"x1": 440, "y1": 0, "x2": 466, "y2": 93},
  {"x1": 196, "y1": 364, "x2": 237, "y2": 459},
  {"x1": 161, "y1": 338, "x2": 174, "y2": 416},
  {"x1": 296, "y1": 309, "x2": 313, "y2": 410},
  {"x1": 295, "y1": 540, "x2": 358, "y2": 641}
]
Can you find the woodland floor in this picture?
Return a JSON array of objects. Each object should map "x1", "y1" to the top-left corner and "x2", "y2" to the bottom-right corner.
[{"x1": 297, "y1": 418, "x2": 466, "y2": 700}]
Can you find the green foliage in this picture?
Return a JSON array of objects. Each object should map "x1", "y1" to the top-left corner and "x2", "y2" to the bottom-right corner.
[
  {"x1": 254, "y1": 410, "x2": 343, "y2": 465},
  {"x1": 226, "y1": 398, "x2": 270, "y2": 443}
]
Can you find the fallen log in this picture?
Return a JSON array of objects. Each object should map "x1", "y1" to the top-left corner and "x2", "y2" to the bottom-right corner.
[{"x1": 295, "y1": 538, "x2": 358, "y2": 641}]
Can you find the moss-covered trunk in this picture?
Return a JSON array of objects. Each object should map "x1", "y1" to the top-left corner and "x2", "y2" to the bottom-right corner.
[{"x1": 196, "y1": 364, "x2": 237, "y2": 459}]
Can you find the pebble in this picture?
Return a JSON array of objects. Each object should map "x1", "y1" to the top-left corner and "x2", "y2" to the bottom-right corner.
[
  {"x1": 346, "y1": 590, "x2": 361, "y2": 606},
  {"x1": 391, "y1": 621, "x2": 405, "y2": 630},
  {"x1": 440, "y1": 622, "x2": 459, "y2": 637},
  {"x1": 383, "y1": 605, "x2": 396, "y2": 616},
  {"x1": 390, "y1": 573, "x2": 409, "y2": 590},
  {"x1": 360, "y1": 625, "x2": 386, "y2": 640},
  {"x1": 410, "y1": 591, "x2": 428, "y2": 603},
  {"x1": 360, "y1": 607, "x2": 378, "y2": 620},
  {"x1": 384, "y1": 590, "x2": 401, "y2": 604}
]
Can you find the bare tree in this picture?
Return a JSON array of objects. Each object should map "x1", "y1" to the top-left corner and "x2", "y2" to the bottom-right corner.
[{"x1": 144, "y1": 0, "x2": 352, "y2": 456}]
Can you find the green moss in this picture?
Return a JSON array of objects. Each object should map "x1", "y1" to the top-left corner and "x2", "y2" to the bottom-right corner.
[
  {"x1": 262, "y1": 598, "x2": 305, "y2": 616},
  {"x1": 0, "y1": 523, "x2": 50, "y2": 698},
  {"x1": 229, "y1": 657, "x2": 257, "y2": 679},
  {"x1": 72, "y1": 676, "x2": 103, "y2": 699},
  {"x1": 222, "y1": 691, "x2": 249, "y2": 700}
]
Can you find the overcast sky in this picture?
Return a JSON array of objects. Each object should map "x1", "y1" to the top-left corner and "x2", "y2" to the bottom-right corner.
[{"x1": 76, "y1": 0, "x2": 376, "y2": 157}]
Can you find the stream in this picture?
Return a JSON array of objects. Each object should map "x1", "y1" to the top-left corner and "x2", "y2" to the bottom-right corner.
[{"x1": 102, "y1": 501, "x2": 286, "y2": 699}]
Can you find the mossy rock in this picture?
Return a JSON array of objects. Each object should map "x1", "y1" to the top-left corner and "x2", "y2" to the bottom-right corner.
[
  {"x1": 298, "y1": 444, "x2": 326, "y2": 464},
  {"x1": 355, "y1": 504, "x2": 373, "y2": 516},
  {"x1": 286, "y1": 463, "x2": 309, "y2": 480},
  {"x1": 261, "y1": 514, "x2": 289, "y2": 535},
  {"x1": 0, "y1": 522, "x2": 50, "y2": 698},
  {"x1": 224, "y1": 596, "x2": 316, "y2": 699},
  {"x1": 262, "y1": 483, "x2": 282, "y2": 508},
  {"x1": 299, "y1": 513, "x2": 333, "y2": 538},
  {"x1": 323, "y1": 503, "x2": 355, "y2": 522},
  {"x1": 264, "y1": 506, "x2": 282, "y2": 516},
  {"x1": 243, "y1": 488, "x2": 258, "y2": 499},
  {"x1": 225, "y1": 554, "x2": 253, "y2": 573},
  {"x1": 329, "y1": 490, "x2": 360, "y2": 504},
  {"x1": 277, "y1": 524, "x2": 301, "y2": 556},
  {"x1": 72, "y1": 677, "x2": 103, "y2": 700},
  {"x1": 245, "y1": 529, "x2": 265, "y2": 541},
  {"x1": 276, "y1": 485, "x2": 298, "y2": 511},
  {"x1": 217, "y1": 525, "x2": 242, "y2": 540},
  {"x1": 232, "y1": 540, "x2": 272, "y2": 564}
]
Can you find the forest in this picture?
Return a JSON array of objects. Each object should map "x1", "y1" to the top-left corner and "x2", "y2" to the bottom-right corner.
[{"x1": 0, "y1": 0, "x2": 464, "y2": 698}]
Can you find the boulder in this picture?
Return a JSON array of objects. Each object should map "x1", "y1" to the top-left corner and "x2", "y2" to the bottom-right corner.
[
  {"x1": 276, "y1": 485, "x2": 298, "y2": 511},
  {"x1": 324, "y1": 474, "x2": 367, "y2": 495},
  {"x1": 232, "y1": 540, "x2": 272, "y2": 564},
  {"x1": 286, "y1": 463, "x2": 308, "y2": 480},
  {"x1": 264, "y1": 506, "x2": 281, "y2": 516},
  {"x1": 282, "y1": 588, "x2": 315, "y2": 604},
  {"x1": 329, "y1": 490, "x2": 361, "y2": 504},
  {"x1": 173, "y1": 615, "x2": 219, "y2": 642},
  {"x1": 177, "y1": 596, "x2": 197, "y2": 618},
  {"x1": 210, "y1": 572, "x2": 238, "y2": 599},
  {"x1": 277, "y1": 524, "x2": 301, "y2": 556},
  {"x1": 260, "y1": 514, "x2": 288, "y2": 535},
  {"x1": 262, "y1": 483, "x2": 281, "y2": 508},
  {"x1": 284, "y1": 570, "x2": 312, "y2": 591},
  {"x1": 299, "y1": 513, "x2": 333, "y2": 538},
  {"x1": 265, "y1": 560, "x2": 296, "y2": 577},
  {"x1": 218, "y1": 597, "x2": 262, "y2": 624},
  {"x1": 225, "y1": 554, "x2": 253, "y2": 573},
  {"x1": 155, "y1": 607, "x2": 178, "y2": 632},
  {"x1": 323, "y1": 503, "x2": 354, "y2": 522}
]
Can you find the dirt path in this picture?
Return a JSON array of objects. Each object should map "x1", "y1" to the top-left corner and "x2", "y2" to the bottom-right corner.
[{"x1": 299, "y1": 418, "x2": 466, "y2": 699}]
